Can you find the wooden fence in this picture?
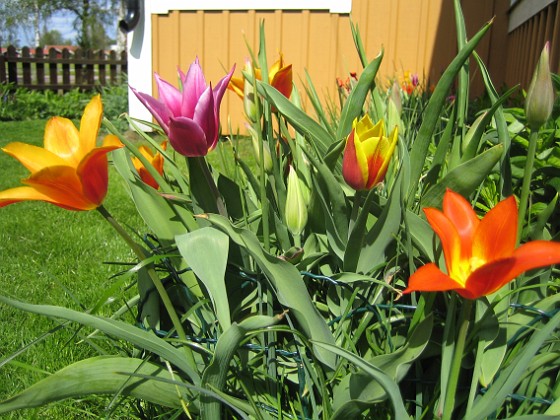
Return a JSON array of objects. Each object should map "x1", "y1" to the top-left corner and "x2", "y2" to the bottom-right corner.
[{"x1": 0, "y1": 46, "x2": 127, "y2": 92}]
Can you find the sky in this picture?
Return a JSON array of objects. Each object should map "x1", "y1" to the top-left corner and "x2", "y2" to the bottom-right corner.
[{"x1": 16, "y1": 10, "x2": 77, "y2": 46}]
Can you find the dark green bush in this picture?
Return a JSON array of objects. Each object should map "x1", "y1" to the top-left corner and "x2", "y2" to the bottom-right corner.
[{"x1": 0, "y1": 82, "x2": 128, "y2": 130}]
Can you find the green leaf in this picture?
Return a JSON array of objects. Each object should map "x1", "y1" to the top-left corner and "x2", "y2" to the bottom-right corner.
[
  {"x1": 336, "y1": 51, "x2": 384, "y2": 140},
  {"x1": 312, "y1": 340, "x2": 410, "y2": 419},
  {"x1": 202, "y1": 214, "x2": 337, "y2": 368},
  {"x1": 175, "y1": 227, "x2": 231, "y2": 330},
  {"x1": 469, "y1": 311, "x2": 560, "y2": 419},
  {"x1": 408, "y1": 19, "x2": 493, "y2": 201},
  {"x1": 421, "y1": 144, "x2": 503, "y2": 208},
  {"x1": 201, "y1": 315, "x2": 282, "y2": 419},
  {"x1": 0, "y1": 296, "x2": 201, "y2": 384},
  {"x1": 0, "y1": 357, "x2": 192, "y2": 414},
  {"x1": 257, "y1": 82, "x2": 335, "y2": 156}
]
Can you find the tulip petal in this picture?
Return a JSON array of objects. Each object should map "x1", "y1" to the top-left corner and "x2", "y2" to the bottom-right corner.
[
  {"x1": 193, "y1": 86, "x2": 217, "y2": 151},
  {"x1": 443, "y1": 189, "x2": 479, "y2": 256},
  {"x1": 0, "y1": 185, "x2": 84, "y2": 210},
  {"x1": 213, "y1": 65, "x2": 236, "y2": 109},
  {"x1": 228, "y1": 77, "x2": 245, "y2": 98},
  {"x1": 462, "y1": 258, "x2": 517, "y2": 298},
  {"x1": 270, "y1": 64, "x2": 293, "y2": 98},
  {"x1": 77, "y1": 134, "x2": 123, "y2": 205},
  {"x1": 181, "y1": 58, "x2": 208, "y2": 118},
  {"x1": 155, "y1": 73, "x2": 183, "y2": 117},
  {"x1": 130, "y1": 87, "x2": 172, "y2": 133},
  {"x1": 403, "y1": 263, "x2": 464, "y2": 294},
  {"x1": 2, "y1": 142, "x2": 67, "y2": 173},
  {"x1": 507, "y1": 240, "x2": 560, "y2": 280},
  {"x1": 43, "y1": 116, "x2": 81, "y2": 164},
  {"x1": 342, "y1": 130, "x2": 367, "y2": 190},
  {"x1": 23, "y1": 166, "x2": 95, "y2": 210},
  {"x1": 473, "y1": 196, "x2": 517, "y2": 263},
  {"x1": 424, "y1": 207, "x2": 467, "y2": 285},
  {"x1": 168, "y1": 116, "x2": 209, "y2": 157},
  {"x1": 78, "y1": 94, "x2": 103, "y2": 155}
]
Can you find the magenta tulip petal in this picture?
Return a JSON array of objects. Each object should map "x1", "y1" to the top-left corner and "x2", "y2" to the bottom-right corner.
[
  {"x1": 130, "y1": 87, "x2": 172, "y2": 133},
  {"x1": 181, "y1": 58, "x2": 208, "y2": 117},
  {"x1": 155, "y1": 73, "x2": 183, "y2": 117},
  {"x1": 193, "y1": 86, "x2": 217, "y2": 150},
  {"x1": 168, "y1": 117, "x2": 209, "y2": 157},
  {"x1": 213, "y1": 65, "x2": 236, "y2": 106}
]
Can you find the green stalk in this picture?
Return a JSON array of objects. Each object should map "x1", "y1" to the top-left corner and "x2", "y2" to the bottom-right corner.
[
  {"x1": 96, "y1": 205, "x2": 197, "y2": 367},
  {"x1": 517, "y1": 130, "x2": 538, "y2": 244},
  {"x1": 442, "y1": 299, "x2": 473, "y2": 420},
  {"x1": 196, "y1": 156, "x2": 228, "y2": 218}
]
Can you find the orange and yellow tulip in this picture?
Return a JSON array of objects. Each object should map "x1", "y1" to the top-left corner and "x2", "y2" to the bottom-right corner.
[
  {"x1": 131, "y1": 142, "x2": 167, "y2": 190},
  {"x1": 0, "y1": 95, "x2": 123, "y2": 211},
  {"x1": 403, "y1": 189, "x2": 560, "y2": 299},
  {"x1": 229, "y1": 54, "x2": 293, "y2": 100},
  {"x1": 342, "y1": 115, "x2": 398, "y2": 190}
]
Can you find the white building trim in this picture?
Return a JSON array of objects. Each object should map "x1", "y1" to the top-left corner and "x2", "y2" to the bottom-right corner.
[
  {"x1": 127, "y1": 0, "x2": 352, "y2": 125},
  {"x1": 508, "y1": 0, "x2": 556, "y2": 32}
]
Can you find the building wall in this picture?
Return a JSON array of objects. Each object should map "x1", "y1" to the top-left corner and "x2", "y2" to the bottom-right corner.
[{"x1": 130, "y1": 0, "x2": 555, "y2": 133}]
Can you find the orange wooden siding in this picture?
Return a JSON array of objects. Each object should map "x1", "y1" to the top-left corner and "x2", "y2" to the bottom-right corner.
[{"x1": 149, "y1": 0, "x2": 556, "y2": 134}]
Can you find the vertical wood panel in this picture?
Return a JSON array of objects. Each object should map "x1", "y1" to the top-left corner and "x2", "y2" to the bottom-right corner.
[{"x1": 149, "y1": 0, "x2": 560, "y2": 133}]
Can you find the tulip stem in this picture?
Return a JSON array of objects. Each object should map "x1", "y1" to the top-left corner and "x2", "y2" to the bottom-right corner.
[
  {"x1": 517, "y1": 129, "x2": 538, "y2": 244},
  {"x1": 442, "y1": 298, "x2": 473, "y2": 420},
  {"x1": 96, "y1": 205, "x2": 197, "y2": 370},
  {"x1": 196, "y1": 157, "x2": 228, "y2": 218}
]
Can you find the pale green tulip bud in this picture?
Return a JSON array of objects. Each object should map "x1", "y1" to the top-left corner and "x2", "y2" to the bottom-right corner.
[
  {"x1": 246, "y1": 124, "x2": 272, "y2": 172},
  {"x1": 285, "y1": 165, "x2": 308, "y2": 236},
  {"x1": 525, "y1": 42, "x2": 555, "y2": 130},
  {"x1": 243, "y1": 60, "x2": 259, "y2": 123}
]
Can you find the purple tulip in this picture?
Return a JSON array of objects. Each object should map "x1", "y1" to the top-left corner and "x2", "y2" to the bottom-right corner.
[{"x1": 131, "y1": 58, "x2": 235, "y2": 157}]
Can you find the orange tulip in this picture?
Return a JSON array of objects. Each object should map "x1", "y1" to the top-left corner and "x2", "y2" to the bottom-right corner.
[
  {"x1": 342, "y1": 115, "x2": 398, "y2": 190},
  {"x1": 0, "y1": 95, "x2": 123, "y2": 211},
  {"x1": 229, "y1": 54, "x2": 293, "y2": 100},
  {"x1": 403, "y1": 189, "x2": 560, "y2": 299},
  {"x1": 131, "y1": 141, "x2": 167, "y2": 190}
]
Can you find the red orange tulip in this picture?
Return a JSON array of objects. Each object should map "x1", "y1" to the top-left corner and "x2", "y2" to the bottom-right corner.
[
  {"x1": 131, "y1": 141, "x2": 167, "y2": 190},
  {"x1": 403, "y1": 189, "x2": 560, "y2": 299}
]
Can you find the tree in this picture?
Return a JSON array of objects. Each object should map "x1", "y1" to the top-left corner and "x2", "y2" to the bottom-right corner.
[{"x1": 0, "y1": 0, "x2": 56, "y2": 47}]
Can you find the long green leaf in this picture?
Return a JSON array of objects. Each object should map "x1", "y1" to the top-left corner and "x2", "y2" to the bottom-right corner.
[
  {"x1": 408, "y1": 19, "x2": 493, "y2": 202},
  {"x1": 336, "y1": 51, "x2": 384, "y2": 140},
  {"x1": 0, "y1": 357, "x2": 191, "y2": 414},
  {"x1": 421, "y1": 144, "x2": 503, "y2": 208},
  {"x1": 257, "y1": 82, "x2": 335, "y2": 156},
  {"x1": 202, "y1": 214, "x2": 337, "y2": 368},
  {"x1": 312, "y1": 341, "x2": 409, "y2": 419},
  {"x1": 0, "y1": 296, "x2": 201, "y2": 384},
  {"x1": 468, "y1": 311, "x2": 560, "y2": 419},
  {"x1": 175, "y1": 228, "x2": 231, "y2": 330}
]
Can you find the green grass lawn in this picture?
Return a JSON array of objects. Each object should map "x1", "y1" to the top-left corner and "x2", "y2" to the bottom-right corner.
[
  {"x1": 0, "y1": 119, "x2": 256, "y2": 418},
  {"x1": 0, "y1": 120, "x2": 146, "y2": 418}
]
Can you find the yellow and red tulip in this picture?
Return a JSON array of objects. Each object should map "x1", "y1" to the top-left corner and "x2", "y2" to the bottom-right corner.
[
  {"x1": 229, "y1": 54, "x2": 293, "y2": 101},
  {"x1": 342, "y1": 115, "x2": 398, "y2": 191},
  {"x1": 0, "y1": 95, "x2": 123, "y2": 211},
  {"x1": 403, "y1": 189, "x2": 560, "y2": 299},
  {"x1": 131, "y1": 141, "x2": 167, "y2": 190}
]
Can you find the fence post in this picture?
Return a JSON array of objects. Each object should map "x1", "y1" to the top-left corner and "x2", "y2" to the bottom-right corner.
[
  {"x1": 86, "y1": 49, "x2": 94, "y2": 88},
  {"x1": 75, "y1": 48, "x2": 83, "y2": 88},
  {"x1": 36, "y1": 47, "x2": 45, "y2": 88},
  {"x1": 48, "y1": 48, "x2": 58, "y2": 90},
  {"x1": 22, "y1": 47, "x2": 32, "y2": 86},
  {"x1": 98, "y1": 49, "x2": 106, "y2": 85},
  {"x1": 0, "y1": 51, "x2": 5, "y2": 85},
  {"x1": 7, "y1": 46, "x2": 18, "y2": 85},
  {"x1": 62, "y1": 48, "x2": 71, "y2": 91}
]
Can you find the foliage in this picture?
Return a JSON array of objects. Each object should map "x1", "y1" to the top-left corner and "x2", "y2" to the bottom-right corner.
[
  {"x1": 0, "y1": 82, "x2": 128, "y2": 130},
  {"x1": 0, "y1": 2, "x2": 560, "y2": 419}
]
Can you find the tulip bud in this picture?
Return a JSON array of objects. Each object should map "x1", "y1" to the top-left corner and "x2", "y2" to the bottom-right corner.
[
  {"x1": 243, "y1": 60, "x2": 259, "y2": 123},
  {"x1": 525, "y1": 42, "x2": 555, "y2": 130},
  {"x1": 246, "y1": 124, "x2": 272, "y2": 172},
  {"x1": 285, "y1": 165, "x2": 308, "y2": 236}
]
